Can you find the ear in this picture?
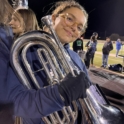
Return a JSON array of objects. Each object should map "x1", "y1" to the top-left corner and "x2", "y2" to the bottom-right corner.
[{"x1": 51, "y1": 14, "x2": 57, "y2": 25}]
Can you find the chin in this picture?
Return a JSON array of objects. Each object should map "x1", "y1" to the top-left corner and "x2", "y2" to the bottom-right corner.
[
  {"x1": 13, "y1": 29, "x2": 17, "y2": 34},
  {"x1": 63, "y1": 37, "x2": 73, "y2": 43},
  {"x1": 58, "y1": 34, "x2": 73, "y2": 44},
  {"x1": 60, "y1": 39, "x2": 71, "y2": 44}
]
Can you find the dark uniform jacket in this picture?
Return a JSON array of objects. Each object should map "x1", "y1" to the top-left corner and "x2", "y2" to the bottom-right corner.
[
  {"x1": 102, "y1": 41, "x2": 113, "y2": 55},
  {"x1": 0, "y1": 24, "x2": 64, "y2": 124},
  {"x1": 0, "y1": 24, "x2": 90, "y2": 124},
  {"x1": 72, "y1": 38, "x2": 83, "y2": 52}
]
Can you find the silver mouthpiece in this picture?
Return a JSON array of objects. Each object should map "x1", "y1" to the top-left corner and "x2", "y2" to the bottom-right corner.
[{"x1": 41, "y1": 15, "x2": 53, "y2": 27}]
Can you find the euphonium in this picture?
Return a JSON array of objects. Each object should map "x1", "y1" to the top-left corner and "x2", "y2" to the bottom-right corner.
[
  {"x1": 11, "y1": 0, "x2": 28, "y2": 10},
  {"x1": 10, "y1": 20, "x2": 79, "y2": 124},
  {"x1": 10, "y1": 15, "x2": 124, "y2": 124}
]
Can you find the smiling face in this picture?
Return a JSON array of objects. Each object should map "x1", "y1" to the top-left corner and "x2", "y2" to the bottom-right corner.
[{"x1": 52, "y1": 7, "x2": 86, "y2": 44}]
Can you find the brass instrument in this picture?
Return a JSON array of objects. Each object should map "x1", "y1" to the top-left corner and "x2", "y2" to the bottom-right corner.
[
  {"x1": 10, "y1": 24, "x2": 78, "y2": 124},
  {"x1": 10, "y1": 15, "x2": 124, "y2": 124},
  {"x1": 11, "y1": 0, "x2": 28, "y2": 10}
]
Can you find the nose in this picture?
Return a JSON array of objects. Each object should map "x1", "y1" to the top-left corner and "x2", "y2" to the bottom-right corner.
[{"x1": 9, "y1": 20, "x2": 13, "y2": 26}]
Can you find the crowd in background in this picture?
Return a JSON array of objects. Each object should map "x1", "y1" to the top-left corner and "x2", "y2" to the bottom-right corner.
[{"x1": 72, "y1": 32, "x2": 123, "y2": 69}]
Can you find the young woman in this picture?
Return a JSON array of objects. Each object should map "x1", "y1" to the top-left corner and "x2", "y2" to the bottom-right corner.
[
  {"x1": 90, "y1": 32, "x2": 98, "y2": 66},
  {"x1": 0, "y1": 0, "x2": 90, "y2": 124},
  {"x1": 9, "y1": 9, "x2": 40, "y2": 40}
]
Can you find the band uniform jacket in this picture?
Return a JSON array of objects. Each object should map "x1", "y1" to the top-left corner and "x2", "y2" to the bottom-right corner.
[
  {"x1": 0, "y1": 24, "x2": 90, "y2": 124},
  {"x1": 0, "y1": 24, "x2": 64, "y2": 124}
]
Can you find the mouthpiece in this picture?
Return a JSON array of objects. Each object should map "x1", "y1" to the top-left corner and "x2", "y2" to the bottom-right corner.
[{"x1": 41, "y1": 15, "x2": 53, "y2": 27}]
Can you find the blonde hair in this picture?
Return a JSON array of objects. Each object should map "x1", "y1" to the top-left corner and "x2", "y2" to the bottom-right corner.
[
  {"x1": 0, "y1": 0, "x2": 13, "y2": 24},
  {"x1": 13, "y1": 9, "x2": 40, "y2": 33},
  {"x1": 52, "y1": 0, "x2": 88, "y2": 33}
]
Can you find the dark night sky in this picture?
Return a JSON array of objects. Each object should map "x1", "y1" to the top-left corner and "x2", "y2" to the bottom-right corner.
[{"x1": 23, "y1": 0, "x2": 124, "y2": 38}]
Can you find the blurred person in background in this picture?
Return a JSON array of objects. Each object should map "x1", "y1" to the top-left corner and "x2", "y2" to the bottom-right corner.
[
  {"x1": 72, "y1": 34, "x2": 85, "y2": 60},
  {"x1": 9, "y1": 8, "x2": 40, "y2": 40},
  {"x1": 73, "y1": 34, "x2": 84, "y2": 53},
  {"x1": 116, "y1": 38, "x2": 122, "y2": 57},
  {"x1": 101, "y1": 37, "x2": 113, "y2": 68},
  {"x1": 84, "y1": 35, "x2": 97, "y2": 69},
  {"x1": 90, "y1": 32, "x2": 98, "y2": 67}
]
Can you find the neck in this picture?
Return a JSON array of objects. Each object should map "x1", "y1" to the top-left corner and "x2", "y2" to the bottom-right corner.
[{"x1": 14, "y1": 32, "x2": 24, "y2": 39}]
